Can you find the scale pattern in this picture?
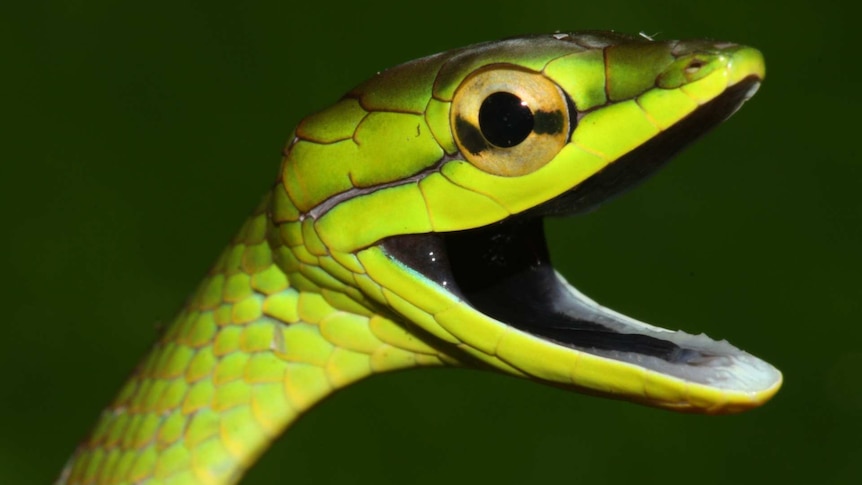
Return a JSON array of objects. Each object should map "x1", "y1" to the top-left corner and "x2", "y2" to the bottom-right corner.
[{"x1": 59, "y1": 196, "x2": 450, "y2": 484}]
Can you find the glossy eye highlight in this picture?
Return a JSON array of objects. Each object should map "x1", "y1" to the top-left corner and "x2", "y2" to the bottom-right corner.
[{"x1": 451, "y1": 66, "x2": 573, "y2": 176}]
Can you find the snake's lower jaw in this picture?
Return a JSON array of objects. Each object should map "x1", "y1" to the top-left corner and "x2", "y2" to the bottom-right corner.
[{"x1": 383, "y1": 74, "x2": 781, "y2": 413}]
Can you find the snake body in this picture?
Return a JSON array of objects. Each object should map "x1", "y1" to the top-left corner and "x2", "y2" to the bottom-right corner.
[{"x1": 59, "y1": 32, "x2": 782, "y2": 484}]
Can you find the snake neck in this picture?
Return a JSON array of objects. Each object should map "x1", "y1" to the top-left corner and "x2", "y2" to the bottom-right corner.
[{"x1": 59, "y1": 189, "x2": 456, "y2": 484}]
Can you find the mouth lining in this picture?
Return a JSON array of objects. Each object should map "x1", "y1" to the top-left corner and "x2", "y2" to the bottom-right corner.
[
  {"x1": 443, "y1": 217, "x2": 703, "y2": 363},
  {"x1": 382, "y1": 77, "x2": 777, "y2": 390}
]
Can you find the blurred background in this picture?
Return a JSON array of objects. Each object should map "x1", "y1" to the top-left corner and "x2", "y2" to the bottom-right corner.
[{"x1": 3, "y1": 1, "x2": 859, "y2": 483}]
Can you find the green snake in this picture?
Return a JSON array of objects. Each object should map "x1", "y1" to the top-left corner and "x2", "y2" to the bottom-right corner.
[{"x1": 58, "y1": 32, "x2": 782, "y2": 484}]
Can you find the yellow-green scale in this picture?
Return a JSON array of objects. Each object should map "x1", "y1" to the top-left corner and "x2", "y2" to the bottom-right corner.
[{"x1": 60, "y1": 192, "x2": 455, "y2": 485}]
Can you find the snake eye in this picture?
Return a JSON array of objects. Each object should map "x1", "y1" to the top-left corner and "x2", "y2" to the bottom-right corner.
[{"x1": 451, "y1": 66, "x2": 574, "y2": 176}]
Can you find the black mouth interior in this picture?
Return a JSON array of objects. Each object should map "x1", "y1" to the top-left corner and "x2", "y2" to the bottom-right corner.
[
  {"x1": 444, "y1": 217, "x2": 702, "y2": 362},
  {"x1": 382, "y1": 77, "x2": 760, "y2": 365}
]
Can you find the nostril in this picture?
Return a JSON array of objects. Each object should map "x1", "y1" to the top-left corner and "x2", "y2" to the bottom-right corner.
[{"x1": 685, "y1": 59, "x2": 706, "y2": 74}]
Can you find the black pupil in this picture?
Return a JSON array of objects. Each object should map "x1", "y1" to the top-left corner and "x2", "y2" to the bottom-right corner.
[{"x1": 478, "y1": 92, "x2": 533, "y2": 148}]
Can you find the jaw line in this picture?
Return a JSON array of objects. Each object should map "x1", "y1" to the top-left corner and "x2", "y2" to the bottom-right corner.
[
  {"x1": 379, "y1": 76, "x2": 780, "y2": 395},
  {"x1": 381, "y1": 210, "x2": 781, "y2": 395}
]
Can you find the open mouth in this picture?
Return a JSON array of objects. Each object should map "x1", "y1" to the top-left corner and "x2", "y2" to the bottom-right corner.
[{"x1": 383, "y1": 76, "x2": 780, "y2": 393}]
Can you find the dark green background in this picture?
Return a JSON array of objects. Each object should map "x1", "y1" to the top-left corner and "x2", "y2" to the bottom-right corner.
[{"x1": 3, "y1": 1, "x2": 859, "y2": 483}]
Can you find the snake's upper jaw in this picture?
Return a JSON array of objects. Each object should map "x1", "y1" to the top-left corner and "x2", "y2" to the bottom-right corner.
[
  {"x1": 529, "y1": 77, "x2": 762, "y2": 219},
  {"x1": 382, "y1": 75, "x2": 781, "y2": 413}
]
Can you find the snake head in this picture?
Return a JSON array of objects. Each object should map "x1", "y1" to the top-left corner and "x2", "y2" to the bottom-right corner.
[{"x1": 276, "y1": 32, "x2": 780, "y2": 414}]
